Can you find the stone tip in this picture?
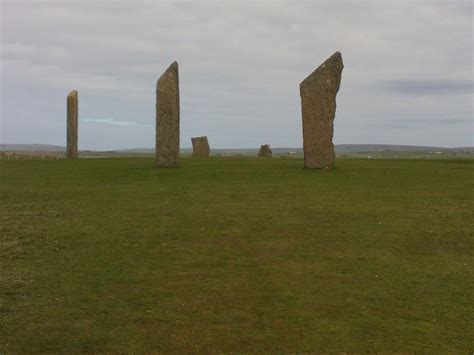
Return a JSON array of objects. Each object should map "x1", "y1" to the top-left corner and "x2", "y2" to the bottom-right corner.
[
  {"x1": 323, "y1": 51, "x2": 343, "y2": 68},
  {"x1": 329, "y1": 51, "x2": 343, "y2": 66},
  {"x1": 158, "y1": 61, "x2": 179, "y2": 85},
  {"x1": 300, "y1": 51, "x2": 344, "y2": 87},
  {"x1": 166, "y1": 61, "x2": 179, "y2": 73},
  {"x1": 68, "y1": 90, "x2": 78, "y2": 97}
]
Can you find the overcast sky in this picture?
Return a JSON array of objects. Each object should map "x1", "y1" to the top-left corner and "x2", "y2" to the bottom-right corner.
[{"x1": 1, "y1": 0, "x2": 472, "y2": 149}]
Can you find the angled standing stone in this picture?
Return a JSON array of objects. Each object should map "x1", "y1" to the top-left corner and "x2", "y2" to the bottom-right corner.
[
  {"x1": 258, "y1": 144, "x2": 272, "y2": 157},
  {"x1": 191, "y1": 136, "x2": 210, "y2": 157},
  {"x1": 67, "y1": 90, "x2": 78, "y2": 159},
  {"x1": 300, "y1": 52, "x2": 343, "y2": 168},
  {"x1": 156, "y1": 61, "x2": 180, "y2": 167}
]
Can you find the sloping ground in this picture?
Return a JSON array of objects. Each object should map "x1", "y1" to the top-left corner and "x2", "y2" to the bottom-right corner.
[{"x1": 1, "y1": 157, "x2": 473, "y2": 352}]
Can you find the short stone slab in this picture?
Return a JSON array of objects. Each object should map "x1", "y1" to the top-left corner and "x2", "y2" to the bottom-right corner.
[
  {"x1": 258, "y1": 144, "x2": 272, "y2": 157},
  {"x1": 191, "y1": 136, "x2": 210, "y2": 157}
]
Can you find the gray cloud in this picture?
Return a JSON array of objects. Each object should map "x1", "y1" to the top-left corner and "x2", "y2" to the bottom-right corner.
[
  {"x1": 368, "y1": 117, "x2": 473, "y2": 129},
  {"x1": 1, "y1": 0, "x2": 473, "y2": 149},
  {"x1": 374, "y1": 79, "x2": 473, "y2": 96}
]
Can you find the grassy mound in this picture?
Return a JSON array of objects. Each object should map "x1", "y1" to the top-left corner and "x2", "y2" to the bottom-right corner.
[{"x1": 1, "y1": 157, "x2": 472, "y2": 352}]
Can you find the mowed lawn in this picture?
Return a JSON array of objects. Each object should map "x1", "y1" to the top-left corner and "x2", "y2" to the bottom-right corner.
[{"x1": 1, "y1": 157, "x2": 473, "y2": 352}]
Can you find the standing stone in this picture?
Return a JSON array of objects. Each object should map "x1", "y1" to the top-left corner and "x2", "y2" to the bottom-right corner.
[
  {"x1": 300, "y1": 52, "x2": 343, "y2": 168},
  {"x1": 156, "y1": 61, "x2": 180, "y2": 168},
  {"x1": 191, "y1": 136, "x2": 210, "y2": 157},
  {"x1": 67, "y1": 90, "x2": 79, "y2": 159},
  {"x1": 258, "y1": 144, "x2": 272, "y2": 157}
]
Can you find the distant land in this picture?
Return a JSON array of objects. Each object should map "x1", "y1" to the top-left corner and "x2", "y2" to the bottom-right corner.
[
  {"x1": 1, "y1": 143, "x2": 473, "y2": 155},
  {"x1": 0, "y1": 144, "x2": 66, "y2": 152}
]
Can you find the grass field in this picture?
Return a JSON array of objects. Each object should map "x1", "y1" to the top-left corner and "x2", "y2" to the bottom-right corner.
[{"x1": 1, "y1": 157, "x2": 473, "y2": 352}]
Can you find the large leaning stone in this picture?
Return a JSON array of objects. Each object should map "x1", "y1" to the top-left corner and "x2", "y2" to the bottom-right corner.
[
  {"x1": 258, "y1": 144, "x2": 272, "y2": 157},
  {"x1": 156, "y1": 61, "x2": 180, "y2": 167},
  {"x1": 67, "y1": 90, "x2": 78, "y2": 159},
  {"x1": 191, "y1": 136, "x2": 210, "y2": 157},
  {"x1": 300, "y1": 52, "x2": 343, "y2": 168}
]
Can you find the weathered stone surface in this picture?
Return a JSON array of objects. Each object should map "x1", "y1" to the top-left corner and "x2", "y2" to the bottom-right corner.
[
  {"x1": 156, "y1": 61, "x2": 180, "y2": 167},
  {"x1": 66, "y1": 90, "x2": 78, "y2": 159},
  {"x1": 191, "y1": 136, "x2": 210, "y2": 157},
  {"x1": 300, "y1": 52, "x2": 343, "y2": 168},
  {"x1": 258, "y1": 144, "x2": 272, "y2": 157}
]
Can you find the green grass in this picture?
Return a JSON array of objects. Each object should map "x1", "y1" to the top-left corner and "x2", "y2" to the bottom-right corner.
[{"x1": 1, "y1": 157, "x2": 473, "y2": 352}]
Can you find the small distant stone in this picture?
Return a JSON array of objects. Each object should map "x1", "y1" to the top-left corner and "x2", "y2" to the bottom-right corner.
[
  {"x1": 191, "y1": 136, "x2": 210, "y2": 157},
  {"x1": 258, "y1": 144, "x2": 272, "y2": 157}
]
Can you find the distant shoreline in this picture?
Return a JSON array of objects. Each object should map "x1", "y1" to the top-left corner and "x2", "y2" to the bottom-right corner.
[{"x1": 1, "y1": 143, "x2": 473, "y2": 154}]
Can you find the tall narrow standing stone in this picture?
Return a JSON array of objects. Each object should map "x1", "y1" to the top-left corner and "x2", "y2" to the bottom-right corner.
[
  {"x1": 300, "y1": 52, "x2": 343, "y2": 168},
  {"x1": 156, "y1": 61, "x2": 180, "y2": 167},
  {"x1": 191, "y1": 136, "x2": 210, "y2": 157},
  {"x1": 67, "y1": 90, "x2": 78, "y2": 159}
]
